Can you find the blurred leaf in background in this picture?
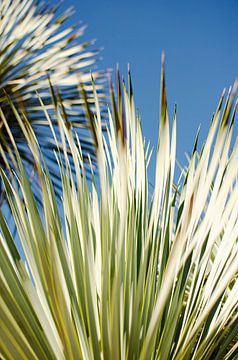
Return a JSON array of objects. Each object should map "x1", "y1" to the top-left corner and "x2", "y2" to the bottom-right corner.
[{"x1": 0, "y1": 0, "x2": 106, "y2": 205}]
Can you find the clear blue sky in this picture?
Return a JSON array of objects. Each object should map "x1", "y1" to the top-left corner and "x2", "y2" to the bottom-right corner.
[{"x1": 62, "y1": 0, "x2": 237, "y2": 178}]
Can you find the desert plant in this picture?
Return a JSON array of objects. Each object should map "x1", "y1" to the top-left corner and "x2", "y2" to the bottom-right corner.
[
  {"x1": 0, "y1": 59, "x2": 237, "y2": 359},
  {"x1": 0, "y1": 0, "x2": 104, "y2": 202}
]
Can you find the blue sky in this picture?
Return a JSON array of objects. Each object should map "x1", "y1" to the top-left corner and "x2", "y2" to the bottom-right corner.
[{"x1": 62, "y1": 0, "x2": 237, "y2": 178}]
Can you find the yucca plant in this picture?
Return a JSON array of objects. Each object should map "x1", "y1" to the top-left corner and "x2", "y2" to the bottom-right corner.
[
  {"x1": 0, "y1": 0, "x2": 105, "y2": 202},
  {"x1": 0, "y1": 57, "x2": 238, "y2": 359}
]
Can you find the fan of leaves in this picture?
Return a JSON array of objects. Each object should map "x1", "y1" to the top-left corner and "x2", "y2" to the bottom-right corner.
[
  {"x1": 0, "y1": 0, "x2": 105, "y2": 202},
  {"x1": 0, "y1": 58, "x2": 238, "y2": 359}
]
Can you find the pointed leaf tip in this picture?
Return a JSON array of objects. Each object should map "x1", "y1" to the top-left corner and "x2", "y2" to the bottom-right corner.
[
  {"x1": 128, "y1": 65, "x2": 133, "y2": 99},
  {"x1": 160, "y1": 52, "x2": 167, "y2": 126},
  {"x1": 161, "y1": 50, "x2": 165, "y2": 66}
]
